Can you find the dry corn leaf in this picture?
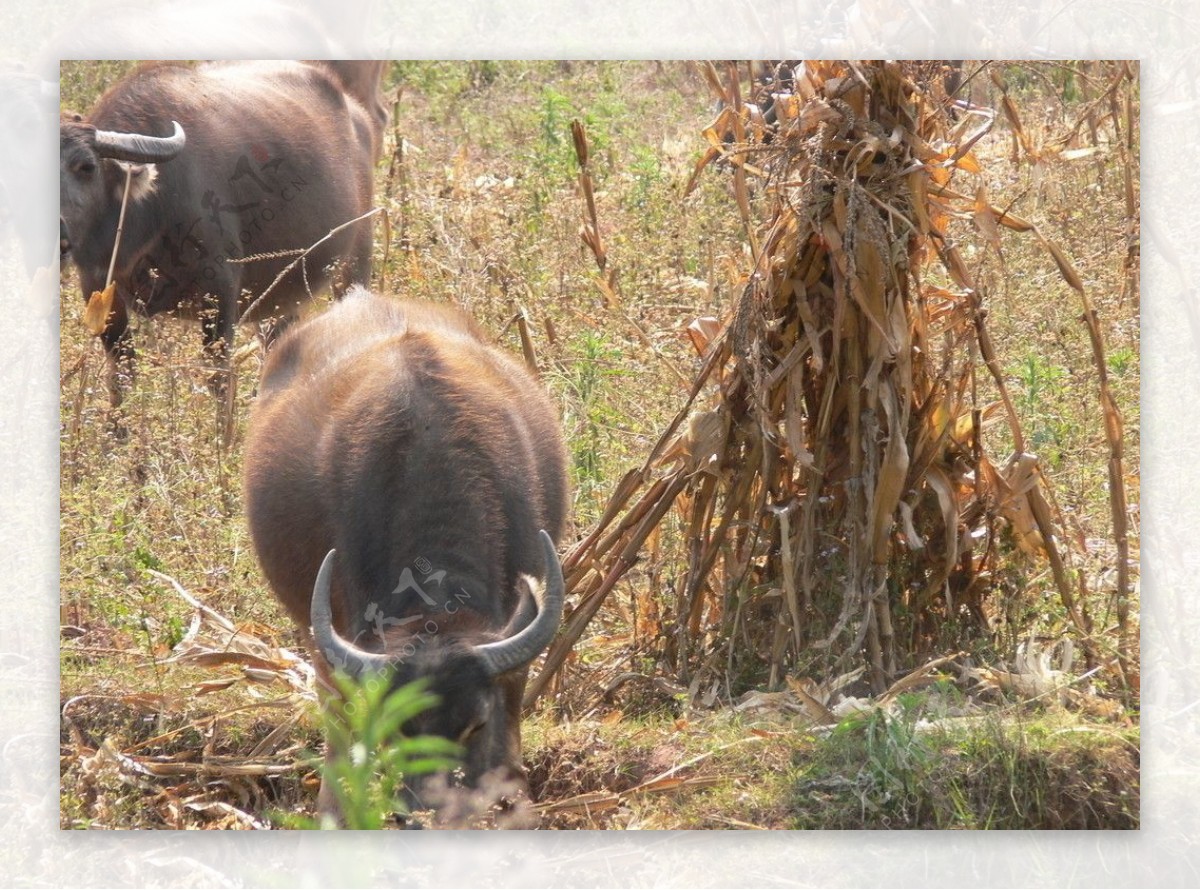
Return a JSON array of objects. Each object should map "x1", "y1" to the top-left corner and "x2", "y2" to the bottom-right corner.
[
  {"x1": 940, "y1": 243, "x2": 975, "y2": 290},
  {"x1": 732, "y1": 690, "x2": 803, "y2": 715},
  {"x1": 537, "y1": 791, "x2": 619, "y2": 816},
  {"x1": 925, "y1": 465, "x2": 961, "y2": 569},
  {"x1": 996, "y1": 453, "x2": 1048, "y2": 557},
  {"x1": 953, "y1": 401, "x2": 1003, "y2": 442},
  {"x1": 83, "y1": 282, "x2": 116, "y2": 335},
  {"x1": 878, "y1": 652, "x2": 963, "y2": 705},
  {"x1": 193, "y1": 678, "x2": 241, "y2": 695},
  {"x1": 661, "y1": 408, "x2": 729, "y2": 474},
  {"x1": 702, "y1": 107, "x2": 734, "y2": 152},
  {"x1": 748, "y1": 727, "x2": 785, "y2": 739},
  {"x1": 683, "y1": 145, "x2": 722, "y2": 198},
  {"x1": 831, "y1": 696, "x2": 878, "y2": 719},
  {"x1": 784, "y1": 362, "x2": 813, "y2": 468},
  {"x1": 992, "y1": 207, "x2": 1035, "y2": 232},
  {"x1": 242, "y1": 666, "x2": 292, "y2": 684},
  {"x1": 635, "y1": 774, "x2": 723, "y2": 794},
  {"x1": 908, "y1": 170, "x2": 931, "y2": 235},
  {"x1": 119, "y1": 692, "x2": 173, "y2": 712},
  {"x1": 898, "y1": 499, "x2": 923, "y2": 550},
  {"x1": 170, "y1": 651, "x2": 292, "y2": 672},
  {"x1": 685, "y1": 316, "x2": 723, "y2": 356},
  {"x1": 869, "y1": 385, "x2": 910, "y2": 563},
  {"x1": 856, "y1": 238, "x2": 889, "y2": 339},
  {"x1": 811, "y1": 666, "x2": 866, "y2": 702},
  {"x1": 995, "y1": 82, "x2": 1035, "y2": 157},
  {"x1": 1036, "y1": 230, "x2": 1086, "y2": 293},
  {"x1": 700, "y1": 61, "x2": 730, "y2": 105},
  {"x1": 185, "y1": 800, "x2": 267, "y2": 830},
  {"x1": 949, "y1": 149, "x2": 981, "y2": 173},
  {"x1": 1059, "y1": 146, "x2": 1101, "y2": 161},
  {"x1": 972, "y1": 185, "x2": 1002, "y2": 251},
  {"x1": 783, "y1": 676, "x2": 838, "y2": 724},
  {"x1": 150, "y1": 758, "x2": 294, "y2": 778}
]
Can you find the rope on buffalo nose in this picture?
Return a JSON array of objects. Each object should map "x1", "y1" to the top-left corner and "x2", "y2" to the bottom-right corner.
[{"x1": 82, "y1": 163, "x2": 134, "y2": 336}]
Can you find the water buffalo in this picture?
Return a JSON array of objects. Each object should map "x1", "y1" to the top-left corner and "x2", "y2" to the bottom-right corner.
[
  {"x1": 59, "y1": 60, "x2": 388, "y2": 402},
  {"x1": 243, "y1": 288, "x2": 569, "y2": 825}
]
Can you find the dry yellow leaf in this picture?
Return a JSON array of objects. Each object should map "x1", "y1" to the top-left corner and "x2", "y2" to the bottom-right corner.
[
  {"x1": 925, "y1": 465, "x2": 961, "y2": 570},
  {"x1": 1036, "y1": 231, "x2": 1085, "y2": 293},
  {"x1": 83, "y1": 282, "x2": 116, "y2": 335},
  {"x1": 998, "y1": 453, "x2": 1049, "y2": 558},
  {"x1": 193, "y1": 678, "x2": 241, "y2": 695},
  {"x1": 972, "y1": 185, "x2": 1002, "y2": 250},
  {"x1": 995, "y1": 208, "x2": 1035, "y2": 233},
  {"x1": 952, "y1": 150, "x2": 981, "y2": 173},
  {"x1": 909, "y1": 170, "x2": 930, "y2": 235},
  {"x1": 869, "y1": 385, "x2": 910, "y2": 563},
  {"x1": 685, "y1": 316, "x2": 723, "y2": 357},
  {"x1": 683, "y1": 145, "x2": 721, "y2": 197}
]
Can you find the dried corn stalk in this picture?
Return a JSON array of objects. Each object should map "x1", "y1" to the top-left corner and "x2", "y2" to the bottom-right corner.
[{"x1": 529, "y1": 61, "x2": 1128, "y2": 705}]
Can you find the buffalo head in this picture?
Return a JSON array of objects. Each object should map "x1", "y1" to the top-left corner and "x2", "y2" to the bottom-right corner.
[
  {"x1": 312, "y1": 530, "x2": 563, "y2": 818},
  {"x1": 59, "y1": 116, "x2": 185, "y2": 265}
]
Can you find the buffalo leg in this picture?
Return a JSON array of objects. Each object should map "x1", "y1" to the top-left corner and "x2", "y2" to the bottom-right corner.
[
  {"x1": 200, "y1": 292, "x2": 237, "y2": 400},
  {"x1": 99, "y1": 297, "x2": 134, "y2": 409}
]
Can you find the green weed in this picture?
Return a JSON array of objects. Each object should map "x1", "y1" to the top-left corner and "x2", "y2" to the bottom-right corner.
[
  {"x1": 555, "y1": 329, "x2": 629, "y2": 517},
  {"x1": 282, "y1": 674, "x2": 460, "y2": 830}
]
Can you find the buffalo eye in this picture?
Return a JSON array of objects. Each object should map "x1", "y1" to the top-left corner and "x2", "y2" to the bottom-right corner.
[
  {"x1": 456, "y1": 700, "x2": 493, "y2": 742},
  {"x1": 74, "y1": 159, "x2": 96, "y2": 176},
  {"x1": 457, "y1": 720, "x2": 483, "y2": 743}
]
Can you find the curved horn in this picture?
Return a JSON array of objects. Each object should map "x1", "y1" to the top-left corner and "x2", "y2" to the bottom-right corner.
[
  {"x1": 310, "y1": 548, "x2": 393, "y2": 679},
  {"x1": 92, "y1": 120, "x2": 186, "y2": 163},
  {"x1": 475, "y1": 530, "x2": 564, "y2": 677}
]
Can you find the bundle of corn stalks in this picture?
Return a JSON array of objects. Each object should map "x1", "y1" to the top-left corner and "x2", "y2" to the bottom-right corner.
[{"x1": 528, "y1": 60, "x2": 1132, "y2": 706}]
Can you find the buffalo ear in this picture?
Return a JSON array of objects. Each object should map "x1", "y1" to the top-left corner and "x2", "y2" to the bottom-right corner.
[
  {"x1": 500, "y1": 579, "x2": 539, "y2": 638},
  {"x1": 72, "y1": 113, "x2": 83, "y2": 122},
  {"x1": 114, "y1": 163, "x2": 160, "y2": 202}
]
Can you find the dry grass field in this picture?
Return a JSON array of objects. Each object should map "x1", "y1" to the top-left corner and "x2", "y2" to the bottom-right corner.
[{"x1": 59, "y1": 60, "x2": 1138, "y2": 830}]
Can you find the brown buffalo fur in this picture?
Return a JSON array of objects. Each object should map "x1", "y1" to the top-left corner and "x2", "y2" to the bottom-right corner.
[
  {"x1": 307, "y1": 61, "x2": 390, "y2": 161},
  {"x1": 243, "y1": 288, "x2": 569, "y2": 817}
]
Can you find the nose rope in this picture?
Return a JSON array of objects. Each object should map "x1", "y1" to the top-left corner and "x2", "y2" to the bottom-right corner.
[
  {"x1": 106, "y1": 164, "x2": 135, "y2": 289},
  {"x1": 83, "y1": 164, "x2": 136, "y2": 337}
]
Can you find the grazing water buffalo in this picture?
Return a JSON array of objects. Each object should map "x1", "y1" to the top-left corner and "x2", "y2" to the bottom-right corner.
[
  {"x1": 243, "y1": 288, "x2": 569, "y2": 824},
  {"x1": 59, "y1": 60, "x2": 388, "y2": 400}
]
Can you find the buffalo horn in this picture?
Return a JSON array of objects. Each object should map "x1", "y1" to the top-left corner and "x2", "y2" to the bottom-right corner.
[
  {"x1": 92, "y1": 120, "x2": 186, "y2": 163},
  {"x1": 310, "y1": 548, "x2": 393, "y2": 679},
  {"x1": 475, "y1": 530, "x2": 564, "y2": 677}
]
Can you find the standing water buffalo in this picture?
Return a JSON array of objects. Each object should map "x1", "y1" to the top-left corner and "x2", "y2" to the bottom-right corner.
[
  {"x1": 59, "y1": 60, "x2": 388, "y2": 401},
  {"x1": 243, "y1": 288, "x2": 569, "y2": 825}
]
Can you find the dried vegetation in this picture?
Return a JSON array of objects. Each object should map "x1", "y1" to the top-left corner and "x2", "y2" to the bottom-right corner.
[{"x1": 59, "y1": 60, "x2": 1139, "y2": 830}]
